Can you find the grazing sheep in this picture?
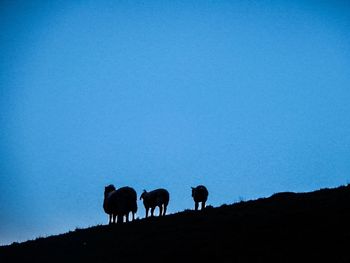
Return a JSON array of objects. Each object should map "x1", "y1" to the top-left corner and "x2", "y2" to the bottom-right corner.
[
  {"x1": 140, "y1": 188, "x2": 170, "y2": 218},
  {"x1": 103, "y1": 184, "x2": 137, "y2": 224},
  {"x1": 191, "y1": 185, "x2": 209, "y2": 211}
]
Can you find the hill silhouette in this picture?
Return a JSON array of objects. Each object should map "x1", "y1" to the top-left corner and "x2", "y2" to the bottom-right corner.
[{"x1": 1, "y1": 185, "x2": 350, "y2": 262}]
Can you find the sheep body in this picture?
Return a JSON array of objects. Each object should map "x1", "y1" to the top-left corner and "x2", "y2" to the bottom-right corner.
[
  {"x1": 140, "y1": 188, "x2": 170, "y2": 217},
  {"x1": 191, "y1": 185, "x2": 209, "y2": 210},
  {"x1": 103, "y1": 185, "x2": 137, "y2": 224}
]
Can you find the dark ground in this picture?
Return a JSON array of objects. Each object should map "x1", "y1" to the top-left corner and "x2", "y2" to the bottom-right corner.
[{"x1": 1, "y1": 185, "x2": 350, "y2": 263}]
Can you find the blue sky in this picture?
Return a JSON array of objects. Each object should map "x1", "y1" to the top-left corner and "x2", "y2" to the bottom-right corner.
[{"x1": 1, "y1": 0, "x2": 350, "y2": 245}]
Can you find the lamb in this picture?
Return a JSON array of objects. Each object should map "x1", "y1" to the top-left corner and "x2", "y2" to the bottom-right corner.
[
  {"x1": 140, "y1": 188, "x2": 170, "y2": 218},
  {"x1": 103, "y1": 184, "x2": 137, "y2": 224},
  {"x1": 191, "y1": 185, "x2": 209, "y2": 211}
]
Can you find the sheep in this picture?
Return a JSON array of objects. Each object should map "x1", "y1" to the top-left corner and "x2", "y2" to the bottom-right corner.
[
  {"x1": 140, "y1": 188, "x2": 170, "y2": 218},
  {"x1": 191, "y1": 185, "x2": 209, "y2": 211},
  {"x1": 103, "y1": 184, "x2": 137, "y2": 224}
]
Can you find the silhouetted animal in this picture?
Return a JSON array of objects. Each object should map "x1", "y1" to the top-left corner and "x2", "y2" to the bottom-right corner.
[
  {"x1": 191, "y1": 185, "x2": 209, "y2": 210},
  {"x1": 103, "y1": 184, "x2": 137, "y2": 224},
  {"x1": 140, "y1": 188, "x2": 170, "y2": 218}
]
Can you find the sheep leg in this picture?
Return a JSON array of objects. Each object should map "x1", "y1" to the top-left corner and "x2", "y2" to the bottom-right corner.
[
  {"x1": 202, "y1": 201, "x2": 206, "y2": 210},
  {"x1": 195, "y1": 202, "x2": 199, "y2": 211},
  {"x1": 109, "y1": 214, "x2": 112, "y2": 224},
  {"x1": 159, "y1": 205, "x2": 163, "y2": 216},
  {"x1": 145, "y1": 207, "x2": 149, "y2": 218},
  {"x1": 151, "y1": 207, "x2": 155, "y2": 217},
  {"x1": 113, "y1": 214, "x2": 117, "y2": 224},
  {"x1": 132, "y1": 212, "x2": 135, "y2": 221},
  {"x1": 126, "y1": 213, "x2": 129, "y2": 223},
  {"x1": 163, "y1": 205, "x2": 167, "y2": 216}
]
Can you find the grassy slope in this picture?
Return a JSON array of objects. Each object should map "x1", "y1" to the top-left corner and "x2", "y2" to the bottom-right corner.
[{"x1": 1, "y1": 185, "x2": 350, "y2": 262}]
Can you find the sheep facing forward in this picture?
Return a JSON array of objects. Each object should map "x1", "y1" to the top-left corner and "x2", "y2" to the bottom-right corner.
[
  {"x1": 191, "y1": 185, "x2": 209, "y2": 211},
  {"x1": 103, "y1": 184, "x2": 117, "y2": 224},
  {"x1": 103, "y1": 184, "x2": 137, "y2": 224},
  {"x1": 140, "y1": 188, "x2": 170, "y2": 218}
]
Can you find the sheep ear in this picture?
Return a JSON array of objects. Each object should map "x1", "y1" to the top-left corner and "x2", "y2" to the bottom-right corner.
[{"x1": 191, "y1": 187, "x2": 194, "y2": 190}]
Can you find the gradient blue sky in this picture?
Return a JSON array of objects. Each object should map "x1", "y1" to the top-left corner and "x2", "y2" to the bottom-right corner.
[{"x1": 1, "y1": 0, "x2": 350, "y2": 245}]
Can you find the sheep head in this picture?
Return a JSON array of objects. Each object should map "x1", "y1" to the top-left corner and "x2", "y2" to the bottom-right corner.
[
  {"x1": 191, "y1": 187, "x2": 195, "y2": 197},
  {"x1": 104, "y1": 184, "x2": 116, "y2": 196},
  {"x1": 140, "y1": 189, "x2": 147, "y2": 200}
]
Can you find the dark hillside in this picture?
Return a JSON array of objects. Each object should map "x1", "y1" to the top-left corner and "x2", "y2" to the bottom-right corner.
[{"x1": 1, "y1": 185, "x2": 350, "y2": 262}]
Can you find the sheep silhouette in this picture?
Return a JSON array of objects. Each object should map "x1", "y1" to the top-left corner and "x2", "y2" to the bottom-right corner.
[
  {"x1": 103, "y1": 184, "x2": 137, "y2": 224},
  {"x1": 140, "y1": 188, "x2": 170, "y2": 218},
  {"x1": 191, "y1": 185, "x2": 209, "y2": 210}
]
